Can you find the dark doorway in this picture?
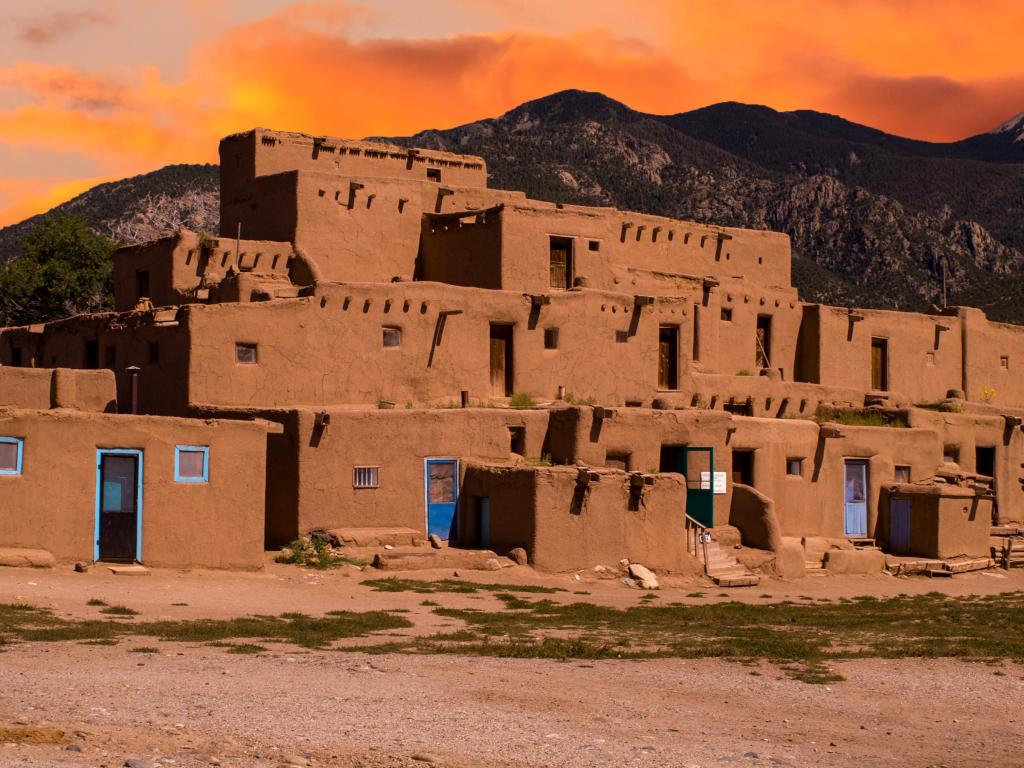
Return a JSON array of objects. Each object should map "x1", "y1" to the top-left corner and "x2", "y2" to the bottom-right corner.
[
  {"x1": 658, "y1": 325, "x2": 679, "y2": 390},
  {"x1": 732, "y1": 449, "x2": 754, "y2": 486},
  {"x1": 976, "y1": 446, "x2": 996, "y2": 478},
  {"x1": 136, "y1": 270, "x2": 151, "y2": 302},
  {"x1": 871, "y1": 337, "x2": 888, "y2": 391},
  {"x1": 549, "y1": 236, "x2": 573, "y2": 290},
  {"x1": 97, "y1": 450, "x2": 141, "y2": 562},
  {"x1": 84, "y1": 339, "x2": 100, "y2": 370},
  {"x1": 756, "y1": 315, "x2": 772, "y2": 369},
  {"x1": 489, "y1": 324, "x2": 513, "y2": 397}
]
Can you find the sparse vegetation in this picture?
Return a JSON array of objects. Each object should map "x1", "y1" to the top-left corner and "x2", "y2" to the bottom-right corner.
[
  {"x1": 509, "y1": 392, "x2": 536, "y2": 409},
  {"x1": 276, "y1": 538, "x2": 367, "y2": 569},
  {"x1": 363, "y1": 578, "x2": 562, "y2": 595},
  {"x1": 99, "y1": 605, "x2": 138, "y2": 617}
]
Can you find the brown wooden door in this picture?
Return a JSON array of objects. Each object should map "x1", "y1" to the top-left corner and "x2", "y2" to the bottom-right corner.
[
  {"x1": 658, "y1": 326, "x2": 678, "y2": 390},
  {"x1": 871, "y1": 338, "x2": 888, "y2": 391},
  {"x1": 549, "y1": 237, "x2": 573, "y2": 289},
  {"x1": 489, "y1": 324, "x2": 513, "y2": 396}
]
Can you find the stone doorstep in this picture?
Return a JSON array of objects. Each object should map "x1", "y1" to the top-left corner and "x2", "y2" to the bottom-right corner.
[
  {"x1": 713, "y1": 574, "x2": 759, "y2": 587},
  {"x1": 102, "y1": 563, "x2": 150, "y2": 576},
  {"x1": 328, "y1": 527, "x2": 426, "y2": 548}
]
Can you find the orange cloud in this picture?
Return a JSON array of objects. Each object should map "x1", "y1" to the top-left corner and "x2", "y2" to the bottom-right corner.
[
  {"x1": 0, "y1": 176, "x2": 113, "y2": 230},
  {"x1": 1, "y1": 0, "x2": 1022, "y2": 227}
]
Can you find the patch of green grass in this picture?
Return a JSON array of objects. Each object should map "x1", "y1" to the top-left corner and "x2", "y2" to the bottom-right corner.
[
  {"x1": 79, "y1": 638, "x2": 118, "y2": 646},
  {"x1": 227, "y1": 643, "x2": 267, "y2": 654},
  {"x1": 130, "y1": 646, "x2": 159, "y2": 654},
  {"x1": 420, "y1": 600, "x2": 440, "y2": 607},
  {"x1": 509, "y1": 392, "x2": 536, "y2": 409},
  {"x1": 86, "y1": 598, "x2": 107, "y2": 607},
  {"x1": 277, "y1": 539, "x2": 368, "y2": 570},
  {"x1": 99, "y1": 605, "x2": 138, "y2": 617},
  {"x1": 363, "y1": 578, "x2": 562, "y2": 595},
  {"x1": 686, "y1": 592, "x2": 705, "y2": 598}
]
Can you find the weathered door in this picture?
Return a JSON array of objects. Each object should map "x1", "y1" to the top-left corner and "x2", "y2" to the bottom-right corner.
[
  {"x1": 660, "y1": 445, "x2": 715, "y2": 527},
  {"x1": 658, "y1": 326, "x2": 678, "y2": 390},
  {"x1": 889, "y1": 498, "x2": 911, "y2": 553},
  {"x1": 549, "y1": 237, "x2": 573, "y2": 289},
  {"x1": 426, "y1": 459, "x2": 458, "y2": 540},
  {"x1": 477, "y1": 497, "x2": 490, "y2": 548},
  {"x1": 96, "y1": 450, "x2": 142, "y2": 562},
  {"x1": 489, "y1": 324, "x2": 513, "y2": 397},
  {"x1": 871, "y1": 338, "x2": 888, "y2": 391},
  {"x1": 756, "y1": 315, "x2": 772, "y2": 369},
  {"x1": 844, "y1": 459, "x2": 868, "y2": 537}
]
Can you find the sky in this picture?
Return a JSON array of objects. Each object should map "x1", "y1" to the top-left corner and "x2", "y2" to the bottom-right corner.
[{"x1": 1, "y1": 0, "x2": 1023, "y2": 227}]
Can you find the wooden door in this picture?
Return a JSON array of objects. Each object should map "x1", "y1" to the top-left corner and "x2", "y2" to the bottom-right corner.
[
  {"x1": 549, "y1": 237, "x2": 572, "y2": 289},
  {"x1": 489, "y1": 324, "x2": 513, "y2": 396},
  {"x1": 889, "y1": 499, "x2": 911, "y2": 553},
  {"x1": 658, "y1": 326, "x2": 678, "y2": 390},
  {"x1": 871, "y1": 338, "x2": 888, "y2": 391}
]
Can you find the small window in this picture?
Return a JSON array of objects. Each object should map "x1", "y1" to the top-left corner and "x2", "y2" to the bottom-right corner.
[
  {"x1": 894, "y1": 465, "x2": 911, "y2": 483},
  {"x1": 786, "y1": 458, "x2": 803, "y2": 477},
  {"x1": 353, "y1": 466, "x2": 380, "y2": 488},
  {"x1": 1001, "y1": 356, "x2": 1010, "y2": 370},
  {"x1": 605, "y1": 451, "x2": 631, "y2": 470},
  {"x1": 721, "y1": 308, "x2": 733, "y2": 321},
  {"x1": 0, "y1": 437, "x2": 24, "y2": 475},
  {"x1": 944, "y1": 446, "x2": 960, "y2": 464},
  {"x1": 508, "y1": 426, "x2": 526, "y2": 456},
  {"x1": 148, "y1": 342, "x2": 160, "y2": 364},
  {"x1": 544, "y1": 328, "x2": 559, "y2": 350},
  {"x1": 175, "y1": 446, "x2": 209, "y2": 483},
  {"x1": 382, "y1": 326, "x2": 402, "y2": 348},
  {"x1": 84, "y1": 339, "x2": 99, "y2": 370},
  {"x1": 588, "y1": 240, "x2": 600, "y2": 252},
  {"x1": 235, "y1": 343, "x2": 257, "y2": 364},
  {"x1": 426, "y1": 168, "x2": 441, "y2": 182},
  {"x1": 615, "y1": 330, "x2": 629, "y2": 343}
]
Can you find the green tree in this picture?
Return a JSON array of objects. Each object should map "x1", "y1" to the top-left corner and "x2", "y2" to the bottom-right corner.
[{"x1": 0, "y1": 215, "x2": 116, "y2": 326}]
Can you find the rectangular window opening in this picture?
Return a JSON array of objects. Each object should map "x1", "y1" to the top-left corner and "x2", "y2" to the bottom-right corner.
[
  {"x1": 382, "y1": 326, "x2": 402, "y2": 348},
  {"x1": 0, "y1": 437, "x2": 24, "y2": 475},
  {"x1": 235, "y1": 343, "x2": 258, "y2": 364},
  {"x1": 721, "y1": 307, "x2": 733, "y2": 322},
  {"x1": 148, "y1": 341, "x2": 160, "y2": 364},
  {"x1": 943, "y1": 445, "x2": 960, "y2": 464},
  {"x1": 1001, "y1": 355, "x2": 1010, "y2": 370},
  {"x1": 84, "y1": 339, "x2": 99, "y2": 370},
  {"x1": 588, "y1": 240, "x2": 600, "y2": 252},
  {"x1": 732, "y1": 449, "x2": 754, "y2": 486},
  {"x1": 174, "y1": 445, "x2": 209, "y2": 483},
  {"x1": 353, "y1": 466, "x2": 380, "y2": 488},
  {"x1": 786, "y1": 458, "x2": 804, "y2": 477},
  {"x1": 136, "y1": 270, "x2": 150, "y2": 301},
  {"x1": 543, "y1": 327, "x2": 559, "y2": 350},
  {"x1": 871, "y1": 337, "x2": 889, "y2": 391},
  {"x1": 756, "y1": 315, "x2": 772, "y2": 369},
  {"x1": 605, "y1": 451, "x2": 632, "y2": 471},
  {"x1": 426, "y1": 168, "x2": 441, "y2": 182},
  {"x1": 11, "y1": 346, "x2": 23, "y2": 367},
  {"x1": 894, "y1": 465, "x2": 911, "y2": 483},
  {"x1": 658, "y1": 325, "x2": 679, "y2": 390},
  {"x1": 508, "y1": 426, "x2": 526, "y2": 456}
]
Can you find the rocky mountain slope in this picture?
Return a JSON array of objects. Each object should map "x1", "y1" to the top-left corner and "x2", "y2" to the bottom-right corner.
[{"x1": 2, "y1": 90, "x2": 1023, "y2": 322}]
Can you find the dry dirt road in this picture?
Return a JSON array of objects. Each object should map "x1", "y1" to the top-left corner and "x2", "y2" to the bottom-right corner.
[{"x1": 0, "y1": 564, "x2": 1022, "y2": 768}]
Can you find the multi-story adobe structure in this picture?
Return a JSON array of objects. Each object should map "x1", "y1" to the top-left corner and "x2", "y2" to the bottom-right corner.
[{"x1": 1, "y1": 128, "x2": 1020, "y2": 579}]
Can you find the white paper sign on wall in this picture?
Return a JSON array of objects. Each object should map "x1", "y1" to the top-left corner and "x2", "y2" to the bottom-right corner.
[{"x1": 699, "y1": 472, "x2": 728, "y2": 494}]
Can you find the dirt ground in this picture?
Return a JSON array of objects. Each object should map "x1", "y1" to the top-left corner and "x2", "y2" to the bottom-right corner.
[{"x1": 1, "y1": 561, "x2": 1023, "y2": 768}]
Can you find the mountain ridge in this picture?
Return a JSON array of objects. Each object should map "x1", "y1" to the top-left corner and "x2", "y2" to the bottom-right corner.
[{"x1": 2, "y1": 89, "x2": 1023, "y2": 322}]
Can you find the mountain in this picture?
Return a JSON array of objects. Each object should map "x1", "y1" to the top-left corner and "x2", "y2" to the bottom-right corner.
[
  {"x1": 0, "y1": 164, "x2": 218, "y2": 265},
  {"x1": 384, "y1": 90, "x2": 1024, "y2": 321},
  {"x1": 2, "y1": 90, "x2": 1024, "y2": 323}
]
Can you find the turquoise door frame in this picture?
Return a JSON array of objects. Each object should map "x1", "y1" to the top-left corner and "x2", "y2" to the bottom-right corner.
[
  {"x1": 425, "y1": 458, "x2": 459, "y2": 540},
  {"x1": 660, "y1": 445, "x2": 715, "y2": 527},
  {"x1": 844, "y1": 459, "x2": 868, "y2": 537},
  {"x1": 94, "y1": 448, "x2": 144, "y2": 562}
]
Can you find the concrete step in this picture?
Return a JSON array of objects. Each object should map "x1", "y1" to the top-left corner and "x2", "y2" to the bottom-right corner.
[
  {"x1": 330, "y1": 527, "x2": 426, "y2": 547},
  {"x1": 707, "y1": 566, "x2": 749, "y2": 579}
]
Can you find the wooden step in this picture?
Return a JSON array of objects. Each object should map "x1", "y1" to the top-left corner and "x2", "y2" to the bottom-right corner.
[{"x1": 943, "y1": 558, "x2": 994, "y2": 574}]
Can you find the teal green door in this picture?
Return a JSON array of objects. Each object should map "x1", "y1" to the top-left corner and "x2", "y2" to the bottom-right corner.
[{"x1": 660, "y1": 445, "x2": 715, "y2": 527}]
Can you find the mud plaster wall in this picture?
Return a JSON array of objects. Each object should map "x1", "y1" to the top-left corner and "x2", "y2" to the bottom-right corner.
[
  {"x1": 2, "y1": 315, "x2": 191, "y2": 416},
  {"x1": 288, "y1": 408, "x2": 550, "y2": 539},
  {"x1": 463, "y1": 463, "x2": 696, "y2": 573},
  {"x1": 0, "y1": 368, "x2": 115, "y2": 412},
  {"x1": 961, "y1": 308, "x2": 1024, "y2": 406},
  {"x1": 0, "y1": 409, "x2": 266, "y2": 568},
  {"x1": 884, "y1": 486, "x2": 993, "y2": 558}
]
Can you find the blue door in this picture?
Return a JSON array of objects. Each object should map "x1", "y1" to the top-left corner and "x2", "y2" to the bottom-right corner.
[
  {"x1": 844, "y1": 460, "x2": 868, "y2": 537},
  {"x1": 426, "y1": 459, "x2": 458, "y2": 540},
  {"x1": 889, "y1": 499, "x2": 911, "y2": 553}
]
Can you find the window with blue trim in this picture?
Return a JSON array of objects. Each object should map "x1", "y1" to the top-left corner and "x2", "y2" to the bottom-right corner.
[
  {"x1": 0, "y1": 437, "x2": 24, "y2": 475},
  {"x1": 174, "y1": 445, "x2": 209, "y2": 483}
]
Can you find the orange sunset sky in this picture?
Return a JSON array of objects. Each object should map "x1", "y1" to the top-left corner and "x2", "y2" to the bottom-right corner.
[{"x1": 1, "y1": 0, "x2": 1023, "y2": 228}]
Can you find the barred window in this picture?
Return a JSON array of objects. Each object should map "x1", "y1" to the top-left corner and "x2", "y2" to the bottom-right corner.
[{"x1": 353, "y1": 466, "x2": 380, "y2": 488}]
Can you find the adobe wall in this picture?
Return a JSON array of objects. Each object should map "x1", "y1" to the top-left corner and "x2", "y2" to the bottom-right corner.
[
  {"x1": 0, "y1": 313, "x2": 192, "y2": 416},
  {"x1": 884, "y1": 484, "x2": 992, "y2": 559},
  {"x1": 961, "y1": 308, "x2": 1024, "y2": 405},
  {"x1": 284, "y1": 408, "x2": 551, "y2": 541},
  {"x1": 0, "y1": 409, "x2": 267, "y2": 568},
  {"x1": 461, "y1": 463, "x2": 698, "y2": 573},
  {"x1": 0, "y1": 368, "x2": 116, "y2": 412},
  {"x1": 728, "y1": 417, "x2": 942, "y2": 540},
  {"x1": 114, "y1": 231, "x2": 295, "y2": 311},
  {"x1": 221, "y1": 129, "x2": 488, "y2": 193}
]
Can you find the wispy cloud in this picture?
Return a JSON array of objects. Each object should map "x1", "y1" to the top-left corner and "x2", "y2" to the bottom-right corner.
[{"x1": 16, "y1": 8, "x2": 113, "y2": 46}]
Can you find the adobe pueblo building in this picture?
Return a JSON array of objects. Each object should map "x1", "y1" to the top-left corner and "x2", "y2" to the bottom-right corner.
[{"x1": 1, "y1": 128, "x2": 1022, "y2": 580}]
